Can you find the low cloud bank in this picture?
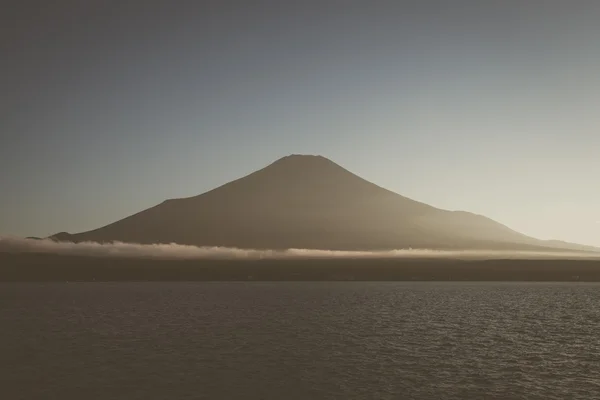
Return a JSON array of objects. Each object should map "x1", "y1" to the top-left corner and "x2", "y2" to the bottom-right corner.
[{"x1": 1, "y1": 236, "x2": 599, "y2": 261}]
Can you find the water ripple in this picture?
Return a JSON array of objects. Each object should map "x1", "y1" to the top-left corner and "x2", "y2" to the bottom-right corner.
[{"x1": 2, "y1": 282, "x2": 600, "y2": 399}]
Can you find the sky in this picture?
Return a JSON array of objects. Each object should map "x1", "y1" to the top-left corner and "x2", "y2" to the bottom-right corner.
[{"x1": 1, "y1": 0, "x2": 599, "y2": 246}]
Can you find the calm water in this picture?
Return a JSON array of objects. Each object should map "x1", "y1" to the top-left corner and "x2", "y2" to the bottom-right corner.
[{"x1": 1, "y1": 282, "x2": 600, "y2": 399}]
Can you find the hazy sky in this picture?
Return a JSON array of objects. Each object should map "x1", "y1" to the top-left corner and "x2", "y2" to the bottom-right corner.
[{"x1": 2, "y1": 0, "x2": 599, "y2": 246}]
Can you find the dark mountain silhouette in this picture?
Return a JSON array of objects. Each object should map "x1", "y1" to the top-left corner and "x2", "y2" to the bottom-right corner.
[{"x1": 50, "y1": 155, "x2": 596, "y2": 252}]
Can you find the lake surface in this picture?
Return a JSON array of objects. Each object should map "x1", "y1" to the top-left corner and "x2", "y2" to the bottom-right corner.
[{"x1": 2, "y1": 282, "x2": 600, "y2": 399}]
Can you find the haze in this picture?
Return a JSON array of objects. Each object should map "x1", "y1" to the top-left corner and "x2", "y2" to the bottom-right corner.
[{"x1": 1, "y1": 1, "x2": 599, "y2": 247}]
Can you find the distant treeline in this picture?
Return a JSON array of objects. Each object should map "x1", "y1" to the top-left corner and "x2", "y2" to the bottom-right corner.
[{"x1": 1, "y1": 252, "x2": 600, "y2": 282}]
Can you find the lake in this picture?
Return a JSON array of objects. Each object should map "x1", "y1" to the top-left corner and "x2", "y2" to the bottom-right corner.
[{"x1": 2, "y1": 282, "x2": 599, "y2": 399}]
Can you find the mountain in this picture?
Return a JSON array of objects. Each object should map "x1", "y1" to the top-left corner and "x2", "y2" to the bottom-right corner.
[{"x1": 50, "y1": 155, "x2": 597, "y2": 252}]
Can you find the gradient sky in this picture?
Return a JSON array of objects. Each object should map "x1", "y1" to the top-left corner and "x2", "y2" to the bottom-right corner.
[{"x1": 2, "y1": 0, "x2": 599, "y2": 246}]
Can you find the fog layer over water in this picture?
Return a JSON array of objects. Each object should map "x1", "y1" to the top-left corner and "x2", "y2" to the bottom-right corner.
[{"x1": 1, "y1": 236, "x2": 600, "y2": 260}]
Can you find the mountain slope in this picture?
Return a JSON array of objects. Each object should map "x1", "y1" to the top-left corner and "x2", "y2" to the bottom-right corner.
[{"x1": 50, "y1": 155, "x2": 596, "y2": 252}]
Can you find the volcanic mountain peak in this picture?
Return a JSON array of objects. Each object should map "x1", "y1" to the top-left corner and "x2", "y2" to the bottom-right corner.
[
  {"x1": 260, "y1": 154, "x2": 356, "y2": 179},
  {"x1": 272, "y1": 154, "x2": 330, "y2": 163},
  {"x1": 182, "y1": 154, "x2": 390, "y2": 206}
]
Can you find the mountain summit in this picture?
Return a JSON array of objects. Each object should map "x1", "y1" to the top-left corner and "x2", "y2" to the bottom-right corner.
[{"x1": 51, "y1": 155, "x2": 594, "y2": 252}]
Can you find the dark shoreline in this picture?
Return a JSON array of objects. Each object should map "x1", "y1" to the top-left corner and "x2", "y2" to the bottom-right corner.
[{"x1": 2, "y1": 252, "x2": 600, "y2": 282}]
